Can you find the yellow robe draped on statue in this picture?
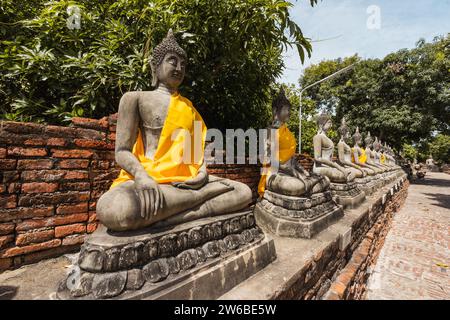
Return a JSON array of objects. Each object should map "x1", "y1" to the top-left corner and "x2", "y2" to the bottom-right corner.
[
  {"x1": 257, "y1": 124, "x2": 296, "y2": 197},
  {"x1": 110, "y1": 93, "x2": 207, "y2": 189},
  {"x1": 351, "y1": 147, "x2": 367, "y2": 164},
  {"x1": 380, "y1": 154, "x2": 386, "y2": 164}
]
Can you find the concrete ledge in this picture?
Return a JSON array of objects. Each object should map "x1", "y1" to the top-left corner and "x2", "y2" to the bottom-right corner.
[{"x1": 219, "y1": 175, "x2": 408, "y2": 300}]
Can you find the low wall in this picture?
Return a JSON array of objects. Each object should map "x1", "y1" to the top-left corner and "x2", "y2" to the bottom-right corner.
[
  {"x1": 220, "y1": 176, "x2": 409, "y2": 300},
  {"x1": 1, "y1": 116, "x2": 279, "y2": 271}
]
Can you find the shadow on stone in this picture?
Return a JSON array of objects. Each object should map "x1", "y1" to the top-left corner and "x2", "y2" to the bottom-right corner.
[
  {"x1": 423, "y1": 193, "x2": 450, "y2": 209},
  {"x1": 0, "y1": 286, "x2": 18, "y2": 300}
]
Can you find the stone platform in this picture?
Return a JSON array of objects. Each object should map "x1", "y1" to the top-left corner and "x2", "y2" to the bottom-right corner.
[
  {"x1": 329, "y1": 181, "x2": 366, "y2": 209},
  {"x1": 354, "y1": 176, "x2": 376, "y2": 196},
  {"x1": 56, "y1": 210, "x2": 276, "y2": 300},
  {"x1": 254, "y1": 190, "x2": 343, "y2": 238}
]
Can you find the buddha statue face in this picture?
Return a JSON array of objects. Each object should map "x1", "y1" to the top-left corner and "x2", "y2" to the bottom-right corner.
[
  {"x1": 317, "y1": 113, "x2": 332, "y2": 133},
  {"x1": 150, "y1": 29, "x2": 187, "y2": 88},
  {"x1": 338, "y1": 117, "x2": 349, "y2": 142},
  {"x1": 272, "y1": 88, "x2": 291, "y2": 126},
  {"x1": 156, "y1": 52, "x2": 186, "y2": 88},
  {"x1": 353, "y1": 127, "x2": 362, "y2": 145}
]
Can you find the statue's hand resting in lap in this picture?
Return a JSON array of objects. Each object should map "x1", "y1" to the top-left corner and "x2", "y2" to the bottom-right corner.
[
  {"x1": 135, "y1": 172, "x2": 164, "y2": 219},
  {"x1": 172, "y1": 171, "x2": 208, "y2": 190}
]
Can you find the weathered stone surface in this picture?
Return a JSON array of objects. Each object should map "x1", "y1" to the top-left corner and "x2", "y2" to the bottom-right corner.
[
  {"x1": 92, "y1": 271, "x2": 127, "y2": 299},
  {"x1": 78, "y1": 247, "x2": 104, "y2": 272},
  {"x1": 142, "y1": 258, "x2": 170, "y2": 283},
  {"x1": 126, "y1": 269, "x2": 145, "y2": 291},
  {"x1": 70, "y1": 272, "x2": 94, "y2": 297}
]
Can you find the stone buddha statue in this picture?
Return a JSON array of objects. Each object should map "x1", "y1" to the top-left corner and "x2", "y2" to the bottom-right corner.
[
  {"x1": 336, "y1": 118, "x2": 372, "y2": 196},
  {"x1": 313, "y1": 113, "x2": 365, "y2": 208},
  {"x1": 254, "y1": 90, "x2": 342, "y2": 238},
  {"x1": 313, "y1": 113, "x2": 354, "y2": 183},
  {"x1": 363, "y1": 132, "x2": 384, "y2": 174},
  {"x1": 257, "y1": 89, "x2": 330, "y2": 198},
  {"x1": 351, "y1": 127, "x2": 376, "y2": 176},
  {"x1": 96, "y1": 30, "x2": 252, "y2": 231}
]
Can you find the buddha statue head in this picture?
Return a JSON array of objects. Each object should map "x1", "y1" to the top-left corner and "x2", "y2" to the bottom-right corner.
[
  {"x1": 373, "y1": 137, "x2": 381, "y2": 151},
  {"x1": 338, "y1": 117, "x2": 350, "y2": 142},
  {"x1": 150, "y1": 29, "x2": 187, "y2": 88},
  {"x1": 353, "y1": 127, "x2": 362, "y2": 146},
  {"x1": 364, "y1": 132, "x2": 373, "y2": 148},
  {"x1": 271, "y1": 88, "x2": 291, "y2": 128},
  {"x1": 317, "y1": 112, "x2": 332, "y2": 133}
]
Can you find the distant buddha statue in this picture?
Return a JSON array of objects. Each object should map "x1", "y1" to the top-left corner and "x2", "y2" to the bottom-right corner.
[
  {"x1": 96, "y1": 29, "x2": 252, "y2": 231},
  {"x1": 313, "y1": 113, "x2": 365, "y2": 208},
  {"x1": 351, "y1": 127, "x2": 376, "y2": 176},
  {"x1": 254, "y1": 90, "x2": 342, "y2": 238},
  {"x1": 363, "y1": 132, "x2": 384, "y2": 174},
  {"x1": 337, "y1": 118, "x2": 373, "y2": 196},
  {"x1": 313, "y1": 113, "x2": 354, "y2": 183},
  {"x1": 257, "y1": 89, "x2": 330, "y2": 198}
]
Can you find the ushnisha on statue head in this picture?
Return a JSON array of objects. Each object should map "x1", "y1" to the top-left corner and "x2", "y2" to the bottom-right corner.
[
  {"x1": 150, "y1": 29, "x2": 187, "y2": 88},
  {"x1": 271, "y1": 88, "x2": 291, "y2": 128},
  {"x1": 316, "y1": 112, "x2": 332, "y2": 133},
  {"x1": 353, "y1": 127, "x2": 362, "y2": 145},
  {"x1": 338, "y1": 117, "x2": 350, "y2": 142},
  {"x1": 364, "y1": 131, "x2": 374, "y2": 148}
]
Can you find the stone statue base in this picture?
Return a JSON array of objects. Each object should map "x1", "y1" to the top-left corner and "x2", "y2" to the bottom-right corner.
[
  {"x1": 329, "y1": 181, "x2": 366, "y2": 209},
  {"x1": 354, "y1": 176, "x2": 376, "y2": 196},
  {"x1": 56, "y1": 210, "x2": 276, "y2": 300},
  {"x1": 253, "y1": 190, "x2": 343, "y2": 238}
]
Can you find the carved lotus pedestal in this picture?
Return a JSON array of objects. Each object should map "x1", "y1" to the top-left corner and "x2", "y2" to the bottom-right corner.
[
  {"x1": 354, "y1": 176, "x2": 377, "y2": 197},
  {"x1": 253, "y1": 190, "x2": 343, "y2": 239},
  {"x1": 329, "y1": 181, "x2": 366, "y2": 209},
  {"x1": 56, "y1": 210, "x2": 276, "y2": 300}
]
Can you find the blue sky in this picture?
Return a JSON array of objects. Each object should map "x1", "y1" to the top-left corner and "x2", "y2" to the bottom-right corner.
[{"x1": 280, "y1": 0, "x2": 450, "y2": 85}]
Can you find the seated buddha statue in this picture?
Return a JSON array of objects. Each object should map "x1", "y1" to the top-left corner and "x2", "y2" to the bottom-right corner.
[
  {"x1": 336, "y1": 118, "x2": 366, "y2": 180},
  {"x1": 373, "y1": 137, "x2": 391, "y2": 172},
  {"x1": 96, "y1": 30, "x2": 252, "y2": 231},
  {"x1": 312, "y1": 113, "x2": 354, "y2": 183},
  {"x1": 351, "y1": 127, "x2": 376, "y2": 177},
  {"x1": 254, "y1": 89, "x2": 342, "y2": 238},
  {"x1": 363, "y1": 132, "x2": 385, "y2": 175},
  {"x1": 258, "y1": 89, "x2": 330, "y2": 198},
  {"x1": 313, "y1": 113, "x2": 365, "y2": 208}
]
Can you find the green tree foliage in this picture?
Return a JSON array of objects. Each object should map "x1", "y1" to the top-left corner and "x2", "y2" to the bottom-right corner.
[
  {"x1": 429, "y1": 134, "x2": 450, "y2": 164},
  {"x1": 1, "y1": 0, "x2": 318, "y2": 130},
  {"x1": 299, "y1": 35, "x2": 450, "y2": 153}
]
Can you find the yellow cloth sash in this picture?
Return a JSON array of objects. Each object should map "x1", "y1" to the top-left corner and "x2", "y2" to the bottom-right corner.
[
  {"x1": 380, "y1": 154, "x2": 386, "y2": 164},
  {"x1": 258, "y1": 124, "x2": 296, "y2": 197},
  {"x1": 110, "y1": 93, "x2": 207, "y2": 189},
  {"x1": 351, "y1": 147, "x2": 367, "y2": 164}
]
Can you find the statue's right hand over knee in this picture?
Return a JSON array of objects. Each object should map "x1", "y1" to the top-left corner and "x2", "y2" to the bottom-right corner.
[{"x1": 135, "y1": 172, "x2": 163, "y2": 219}]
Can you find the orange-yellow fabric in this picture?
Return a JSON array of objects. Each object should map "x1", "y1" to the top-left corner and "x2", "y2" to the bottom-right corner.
[
  {"x1": 110, "y1": 93, "x2": 207, "y2": 189},
  {"x1": 351, "y1": 147, "x2": 367, "y2": 164},
  {"x1": 380, "y1": 153, "x2": 386, "y2": 164},
  {"x1": 258, "y1": 124, "x2": 296, "y2": 197}
]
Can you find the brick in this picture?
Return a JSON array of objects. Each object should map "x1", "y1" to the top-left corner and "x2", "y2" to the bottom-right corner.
[
  {"x1": 0, "y1": 257, "x2": 12, "y2": 271},
  {"x1": 71, "y1": 117, "x2": 109, "y2": 130},
  {"x1": 0, "y1": 148, "x2": 6, "y2": 158},
  {"x1": 18, "y1": 191, "x2": 89, "y2": 207},
  {"x1": 64, "y1": 171, "x2": 89, "y2": 180},
  {"x1": 17, "y1": 159, "x2": 54, "y2": 170},
  {"x1": 0, "y1": 239, "x2": 61, "y2": 258},
  {"x1": 51, "y1": 149, "x2": 93, "y2": 159},
  {"x1": 45, "y1": 125, "x2": 105, "y2": 140},
  {"x1": 59, "y1": 182, "x2": 90, "y2": 191},
  {"x1": 21, "y1": 170, "x2": 66, "y2": 182},
  {"x1": 0, "y1": 159, "x2": 17, "y2": 170},
  {"x1": 58, "y1": 159, "x2": 89, "y2": 169},
  {"x1": 88, "y1": 212, "x2": 97, "y2": 222},
  {"x1": 87, "y1": 222, "x2": 98, "y2": 233},
  {"x1": 55, "y1": 223, "x2": 86, "y2": 238},
  {"x1": 22, "y1": 182, "x2": 59, "y2": 193},
  {"x1": 62, "y1": 234, "x2": 85, "y2": 246},
  {"x1": 0, "y1": 234, "x2": 14, "y2": 249},
  {"x1": 0, "y1": 223, "x2": 15, "y2": 235},
  {"x1": 16, "y1": 229, "x2": 54, "y2": 246},
  {"x1": 108, "y1": 132, "x2": 116, "y2": 140},
  {"x1": 57, "y1": 203, "x2": 88, "y2": 215},
  {"x1": 15, "y1": 212, "x2": 88, "y2": 231},
  {"x1": 0, "y1": 195, "x2": 16, "y2": 209},
  {"x1": 91, "y1": 160, "x2": 110, "y2": 170},
  {"x1": 3, "y1": 171, "x2": 19, "y2": 183},
  {"x1": 23, "y1": 137, "x2": 46, "y2": 146},
  {"x1": 7, "y1": 147, "x2": 47, "y2": 157},
  {"x1": 47, "y1": 137, "x2": 67, "y2": 146},
  {"x1": 74, "y1": 139, "x2": 114, "y2": 150},
  {"x1": 1, "y1": 121, "x2": 44, "y2": 134},
  {"x1": 0, "y1": 206, "x2": 54, "y2": 223}
]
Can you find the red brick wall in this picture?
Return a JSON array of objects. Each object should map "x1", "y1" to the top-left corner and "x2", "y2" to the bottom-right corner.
[{"x1": 2, "y1": 115, "x2": 301, "y2": 271}]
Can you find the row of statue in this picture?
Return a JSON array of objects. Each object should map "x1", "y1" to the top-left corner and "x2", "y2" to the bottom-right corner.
[{"x1": 58, "y1": 30, "x2": 406, "y2": 299}]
